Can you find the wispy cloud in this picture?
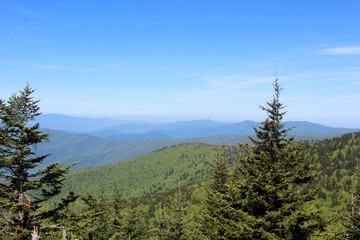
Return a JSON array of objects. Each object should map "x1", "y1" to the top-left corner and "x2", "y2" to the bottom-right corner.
[
  {"x1": 319, "y1": 45, "x2": 360, "y2": 55},
  {"x1": 192, "y1": 66, "x2": 360, "y2": 106},
  {"x1": 282, "y1": 68, "x2": 360, "y2": 83},
  {"x1": 172, "y1": 74, "x2": 275, "y2": 108},
  {"x1": 203, "y1": 74, "x2": 273, "y2": 89}
]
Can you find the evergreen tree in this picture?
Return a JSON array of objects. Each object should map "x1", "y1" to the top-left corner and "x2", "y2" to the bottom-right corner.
[
  {"x1": 230, "y1": 78, "x2": 323, "y2": 239},
  {"x1": 75, "y1": 194, "x2": 104, "y2": 239},
  {"x1": 111, "y1": 187, "x2": 125, "y2": 237},
  {"x1": 49, "y1": 193, "x2": 110, "y2": 239},
  {"x1": 200, "y1": 150, "x2": 234, "y2": 239},
  {"x1": 201, "y1": 79, "x2": 324, "y2": 239},
  {"x1": 0, "y1": 85, "x2": 76, "y2": 239},
  {"x1": 110, "y1": 198, "x2": 147, "y2": 240},
  {"x1": 152, "y1": 190, "x2": 187, "y2": 240},
  {"x1": 345, "y1": 169, "x2": 360, "y2": 239}
]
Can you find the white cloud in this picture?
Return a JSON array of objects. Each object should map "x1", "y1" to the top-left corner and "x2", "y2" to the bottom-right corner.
[{"x1": 319, "y1": 46, "x2": 360, "y2": 55}]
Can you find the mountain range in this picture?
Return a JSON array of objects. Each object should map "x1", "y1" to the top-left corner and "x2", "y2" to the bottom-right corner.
[
  {"x1": 34, "y1": 114, "x2": 359, "y2": 168},
  {"x1": 38, "y1": 114, "x2": 358, "y2": 138}
]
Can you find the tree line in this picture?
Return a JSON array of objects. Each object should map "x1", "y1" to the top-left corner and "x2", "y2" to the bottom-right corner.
[{"x1": 1, "y1": 81, "x2": 359, "y2": 239}]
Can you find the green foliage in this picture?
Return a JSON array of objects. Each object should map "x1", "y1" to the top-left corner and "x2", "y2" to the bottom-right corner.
[
  {"x1": 201, "y1": 79, "x2": 324, "y2": 239},
  {"x1": 37, "y1": 129, "x2": 192, "y2": 168},
  {"x1": 303, "y1": 132, "x2": 360, "y2": 236},
  {"x1": 60, "y1": 142, "x2": 225, "y2": 199},
  {"x1": 55, "y1": 130, "x2": 360, "y2": 239},
  {"x1": 53, "y1": 128, "x2": 360, "y2": 238},
  {"x1": 117, "y1": 198, "x2": 148, "y2": 240},
  {"x1": 152, "y1": 190, "x2": 190, "y2": 240},
  {"x1": 200, "y1": 150, "x2": 234, "y2": 239},
  {"x1": 345, "y1": 167, "x2": 360, "y2": 239},
  {"x1": 0, "y1": 85, "x2": 76, "y2": 239},
  {"x1": 51, "y1": 191, "x2": 148, "y2": 239}
]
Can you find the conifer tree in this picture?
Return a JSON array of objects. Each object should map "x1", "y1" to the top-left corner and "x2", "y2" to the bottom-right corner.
[
  {"x1": 200, "y1": 150, "x2": 234, "y2": 239},
  {"x1": 111, "y1": 187, "x2": 125, "y2": 236},
  {"x1": 0, "y1": 85, "x2": 76, "y2": 239},
  {"x1": 230, "y1": 78, "x2": 323, "y2": 239},
  {"x1": 74, "y1": 194, "x2": 105, "y2": 239},
  {"x1": 346, "y1": 169, "x2": 360, "y2": 239},
  {"x1": 111, "y1": 198, "x2": 147, "y2": 240},
  {"x1": 153, "y1": 190, "x2": 187, "y2": 240}
]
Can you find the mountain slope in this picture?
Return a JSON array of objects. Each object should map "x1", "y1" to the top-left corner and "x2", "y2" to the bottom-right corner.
[
  {"x1": 59, "y1": 132, "x2": 360, "y2": 204},
  {"x1": 37, "y1": 129, "x2": 184, "y2": 168},
  {"x1": 36, "y1": 129, "x2": 250, "y2": 169},
  {"x1": 61, "y1": 143, "x2": 228, "y2": 197}
]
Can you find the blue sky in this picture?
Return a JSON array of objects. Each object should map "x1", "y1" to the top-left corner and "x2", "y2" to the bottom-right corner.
[{"x1": 1, "y1": 1, "x2": 360, "y2": 127}]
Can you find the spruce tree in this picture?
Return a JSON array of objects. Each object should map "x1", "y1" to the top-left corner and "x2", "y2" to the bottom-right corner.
[
  {"x1": 153, "y1": 190, "x2": 187, "y2": 240},
  {"x1": 231, "y1": 78, "x2": 323, "y2": 239},
  {"x1": 200, "y1": 150, "x2": 234, "y2": 239},
  {"x1": 112, "y1": 198, "x2": 147, "y2": 240},
  {"x1": 346, "y1": 169, "x2": 360, "y2": 239},
  {"x1": 111, "y1": 187, "x2": 125, "y2": 237},
  {"x1": 0, "y1": 85, "x2": 76, "y2": 239}
]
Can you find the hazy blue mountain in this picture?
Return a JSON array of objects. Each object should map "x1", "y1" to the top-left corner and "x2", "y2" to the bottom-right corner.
[
  {"x1": 36, "y1": 129, "x2": 184, "y2": 168},
  {"x1": 35, "y1": 114, "x2": 146, "y2": 132},
  {"x1": 285, "y1": 121, "x2": 356, "y2": 136},
  {"x1": 93, "y1": 120, "x2": 358, "y2": 140},
  {"x1": 35, "y1": 129, "x2": 244, "y2": 169},
  {"x1": 34, "y1": 121, "x2": 359, "y2": 169},
  {"x1": 105, "y1": 132, "x2": 173, "y2": 142},
  {"x1": 37, "y1": 114, "x2": 359, "y2": 140},
  {"x1": 91, "y1": 119, "x2": 227, "y2": 136}
]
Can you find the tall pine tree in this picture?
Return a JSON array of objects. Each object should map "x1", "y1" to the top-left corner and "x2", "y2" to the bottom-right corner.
[
  {"x1": 345, "y1": 168, "x2": 360, "y2": 239},
  {"x1": 200, "y1": 150, "x2": 235, "y2": 239},
  {"x1": 231, "y1": 78, "x2": 323, "y2": 239},
  {"x1": 0, "y1": 85, "x2": 76, "y2": 239},
  {"x1": 202, "y1": 78, "x2": 324, "y2": 239}
]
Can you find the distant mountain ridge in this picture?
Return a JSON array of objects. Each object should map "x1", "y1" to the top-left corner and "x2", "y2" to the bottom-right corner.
[
  {"x1": 34, "y1": 114, "x2": 360, "y2": 168},
  {"x1": 35, "y1": 114, "x2": 149, "y2": 132},
  {"x1": 37, "y1": 128, "x2": 185, "y2": 168},
  {"x1": 37, "y1": 114, "x2": 359, "y2": 139}
]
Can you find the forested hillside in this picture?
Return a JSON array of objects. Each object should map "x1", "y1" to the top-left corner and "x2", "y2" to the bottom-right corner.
[
  {"x1": 37, "y1": 129, "x2": 184, "y2": 168},
  {"x1": 60, "y1": 132, "x2": 359, "y2": 199},
  {"x1": 51, "y1": 131, "x2": 360, "y2": 239},
  {"x1": 61, "y1": 143, "x2": 231, "y2": 197},
  {"x1": 305, "y1": 131, "x2": 360, "y2": 233}
]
